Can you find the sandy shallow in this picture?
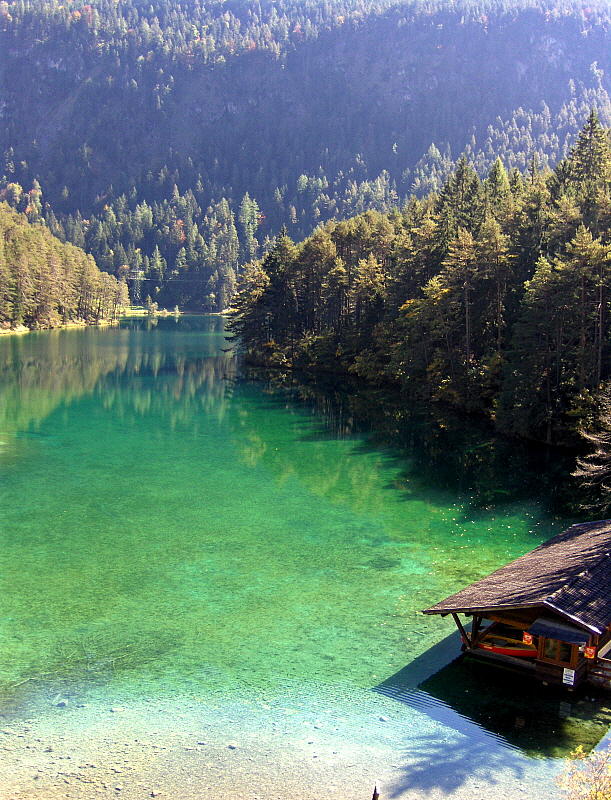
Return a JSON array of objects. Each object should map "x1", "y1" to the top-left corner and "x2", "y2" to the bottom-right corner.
[{"x1": 0, "y1": 681, "x2": 573, "y2": 800}]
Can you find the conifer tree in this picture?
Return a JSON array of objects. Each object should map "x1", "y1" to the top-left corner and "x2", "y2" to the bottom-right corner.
[
  {"x1": 476, "y1": 214, "x2": 514, "y2": 357},
  {"x1": 440, "y1": 227, "x2": 478, "y2": 362},
  {"x1": 573, "y1": 382, "x2": 611, "y2": 515}
]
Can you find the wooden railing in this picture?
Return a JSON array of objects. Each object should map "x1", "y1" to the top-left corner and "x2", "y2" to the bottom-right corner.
[{"x1": 589, "y1": 657, "x2": 611, "y2": 686}]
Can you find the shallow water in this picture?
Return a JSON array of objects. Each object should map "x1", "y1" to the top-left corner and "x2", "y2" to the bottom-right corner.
[{"x1": 0, "y1": 316, "x2": 609, "y2": 798}]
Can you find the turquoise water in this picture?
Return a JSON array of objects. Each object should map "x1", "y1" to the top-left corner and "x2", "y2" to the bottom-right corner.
[{"x1": 0, "y1": 316, "x2": 609, "y2": 796}]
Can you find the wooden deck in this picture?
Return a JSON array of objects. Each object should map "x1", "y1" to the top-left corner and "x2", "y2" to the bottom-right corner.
[
  {"x1": 468, "y1": 647, "x2": 536, "y2": 671},
  {"x1": 467, "y1": 637, "x2": 611, "y2": 691}
]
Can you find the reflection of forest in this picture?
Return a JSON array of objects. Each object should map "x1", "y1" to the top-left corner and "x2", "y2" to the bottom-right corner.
[
  {"x1": 1, "y1": 318, "x2": 574, "y2": 516},
  {"x1": 234, "y1": 372, "x2": 576, "y2": 515},
  {"x1": 232, "y1": 388, "x2": 401, "y2": 516},
  {"x1": 99, "y1": 351, "x2": 236, "y2": 428},
  {"x1": 0, "y1": 320, "x2": 236, "y2": 454}
]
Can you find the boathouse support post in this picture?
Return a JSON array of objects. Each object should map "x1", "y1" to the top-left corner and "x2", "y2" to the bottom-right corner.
[
  {"x1": 451, "y1": 613, "x2": 472, "y2": 648},
  {"x1": 470, "y1": 614, "x2": 483, "y2": 647}
]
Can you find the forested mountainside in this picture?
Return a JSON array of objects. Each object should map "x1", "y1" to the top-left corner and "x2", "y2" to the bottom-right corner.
[
  {"x1": 231, "y1": 114, "x2": 611, "y2": 450},
  {"x1": 1, "y1": 0, "x2": 610, "y2": 310},
  {"x1": 0, "y1": 203, "x2": 128, "y2": 330}
]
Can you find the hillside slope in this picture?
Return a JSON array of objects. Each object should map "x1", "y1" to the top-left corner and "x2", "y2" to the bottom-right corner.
[{"x1": 1, "y1": 0, "x2": 609, "y2": 309}]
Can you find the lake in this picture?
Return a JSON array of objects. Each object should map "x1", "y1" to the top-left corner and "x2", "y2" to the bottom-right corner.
[{"x1": 0, "y1": 315, "x2": 609, "y2": 799}]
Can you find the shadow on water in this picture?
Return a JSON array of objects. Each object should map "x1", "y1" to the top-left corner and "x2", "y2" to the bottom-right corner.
[
  {"x1": 385, "y1": 731, "x2": 527, "y2": 797},
  {"x1": 243, "y1": 370, "x2": 578, "y2": 516},
  {"x1": 369, "y1": 641, "x2": 529, "y2": 795},
  {"x1": 375, "y1": 643, "x2": 611, "y2": 764}
]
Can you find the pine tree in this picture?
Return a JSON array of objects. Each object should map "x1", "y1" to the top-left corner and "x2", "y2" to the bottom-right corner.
[
  {"x1": 476, "y1": 214, "x2": 514, "y2": 357},
  {"x1": 565, "y1": 110, "x2": 611, "y2": 234},
  {"x1": 351, "y1": 253, "x2": 386, "y2": 334},
  {"x1": 238, "y1": 193, "x2": 260, "y2": 264},
  {"x1": 559, "y1": 225, "x2": 610, "y2": 390},
  {"x1": 150, "y1": 245, "x2": 166, "y2": 280},
  {"x1": 573, "y1": 382, "x2": 611, "y2": 515},
  {"x1": 437, "y1": 156, "x2": 483, "y2": 247},
  {"x1": 440, "y1": 227, "x2": 477, "y2": 362}
]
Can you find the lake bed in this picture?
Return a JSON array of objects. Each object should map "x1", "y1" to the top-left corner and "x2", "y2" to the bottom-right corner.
[{"x1": 0, "y1": 316, "x2": 609, "y2": 799}]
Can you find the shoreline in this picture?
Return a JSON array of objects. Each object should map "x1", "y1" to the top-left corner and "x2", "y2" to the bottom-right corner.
[
  {"x1": 1, "y1": 706, "x2": 383, "y2": 800},
  {"x1": 0, "y1": 324, "x2": 30, "y2": 336},
  {"x1": 0, "y1": 310, "x2": 182, "y2": 337},
  {"x1": 0, "y1": 679, "x2": 570, "y2": 800},
  {"x1": 0, "y1": 319, "x2": 120, "y2": 337},
  {"x1": 0, "y1": 310, "x2": 230, "y2": 337}
]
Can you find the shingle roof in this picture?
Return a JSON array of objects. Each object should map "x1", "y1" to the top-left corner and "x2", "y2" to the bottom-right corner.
[{"x1": 423, "y1": 519, "x2": 611, "y2": 634}]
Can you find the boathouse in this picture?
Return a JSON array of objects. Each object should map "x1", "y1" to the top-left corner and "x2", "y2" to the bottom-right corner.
[{"x1": 423, "y1": 519, "x2": 611, "y2": 689}]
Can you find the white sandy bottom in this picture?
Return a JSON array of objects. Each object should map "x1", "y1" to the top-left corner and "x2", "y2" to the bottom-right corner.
[{"x1": 0, "y1": 680, "x2": 568, "y2": 800}]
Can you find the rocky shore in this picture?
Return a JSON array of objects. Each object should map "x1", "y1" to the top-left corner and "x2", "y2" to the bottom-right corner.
[{"x1": 0, "y1": 691, "x2": 567, "y2": 800}]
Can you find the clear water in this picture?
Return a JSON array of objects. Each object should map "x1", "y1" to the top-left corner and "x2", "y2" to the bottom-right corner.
[{"x1": 0, "y1": 316, "x2": 609, "y2": 796}]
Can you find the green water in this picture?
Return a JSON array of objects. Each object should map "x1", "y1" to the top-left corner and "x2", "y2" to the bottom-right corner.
[{"x1": 0, "y1": 316, "x2": 609, "y2": 780}]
